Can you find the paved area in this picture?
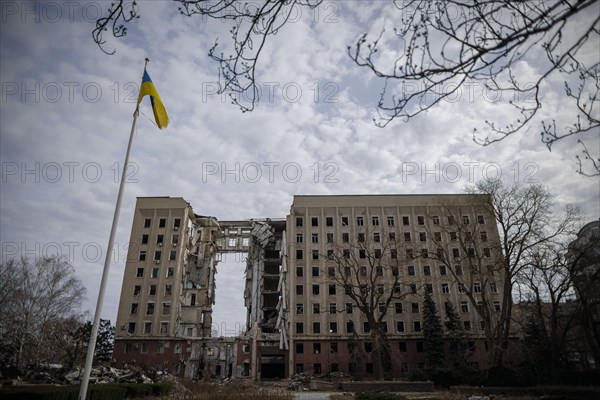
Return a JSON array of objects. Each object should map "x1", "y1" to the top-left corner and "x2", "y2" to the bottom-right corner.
[{"x1": 293, "y1": 392, "x2": 333, "y2": 400}]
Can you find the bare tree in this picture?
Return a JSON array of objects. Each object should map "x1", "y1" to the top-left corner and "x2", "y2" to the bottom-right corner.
[
  {"x1": 94, "y1": 0, "x2": 599, "y2": 175},
  {"x1": 0, "y1": 257, "x2": 87, "y2": 370},
  {"x1": 425, "y1": 179, "x2": 582, "y2": 368},
  {"x1": 517, "y1": 241, "x2": 581, "y2": 383},
  {"x1": 325, "y1": 228, "x2": 418, "y2": 379}
]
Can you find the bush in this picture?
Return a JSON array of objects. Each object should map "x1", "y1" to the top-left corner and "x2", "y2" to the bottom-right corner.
[
  {"x1": 355, "y1": 393, "x2": 408, "y2": 400},
  {"x1": 149, "y1": 383, "x2": 174, "y2": 396}
]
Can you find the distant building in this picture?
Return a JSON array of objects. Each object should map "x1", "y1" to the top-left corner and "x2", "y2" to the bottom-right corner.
[{"x1": 114, "y1": 194, "x2": 505, "y2": 379}]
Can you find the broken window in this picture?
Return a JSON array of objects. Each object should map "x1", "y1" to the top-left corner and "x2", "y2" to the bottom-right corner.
[
  {"x1": 130, "y1": 303, "x2": 138, "y2": 314},
  {"x1": 313, "y1": 343, "x2": 321, "y2": 354},
  {"x1": 452, "y1": 248, "x2": 460, "y2": 259},
  {"x1": 406, "y1": 249, "x2": 414, "y2": 259},
  {"x1": 312, "y1": 250, "x2": 319, "y2": 260},
  {"x1": 296, "y1": 249, "x2": 303, "y2": 260},
  {"x1": 434, "y1": 232, "x2": 442, "y2": 241},
  {"x1": 160, "y1": 322, "x2": 169, "y2": 334},
  {"x1": 408, "y1": 265, "x2": 415, "y2": 276},
  {"x1": 146, "y1": 303, "x2": 154, "y2": 315},
  {"x1": 328, "y1": 267, "x2": 335, "y2": 277},
  {"x1": 474, "y1": 283, "x2": 482, "y2": 293},
  {"x1": 128, "y1": 322, "x2": 136, "y2": 334},
  {"x1": 330, "y1": 342, "x2": 338, "y2": 352},
  {"x1": 312, "y1": 266, "x2": 319, "y2": 277},
  {"x1": 419, "y1": 232, "x2": 427, "y2": 242},
  {"x1": 133, "y1": 285, "x2": 141, "y2": 296},
  {"x1": 144, "y1": 218, "x2": 152, "y2": 228},
  {"x1": 363, "y1": 322, "x2": 371, "y2": 333},
  {"x1": 358, "y1": 232, "x2": 365, "y2": 242},
  {"x1": 439, "y1": 265, "x2": 447, "y2": 275},
  {"x1": 483, "y1": 248, "x2": 491, "y2": 258},
  {"x1": 329, "y1": 302, "x2": 336, "y2": 313},
  {"x1": 346, "y1": 321, "x2": 355, "y2": 333},
  {"x1": 154, "y1": 250, "x2": 161, "y2": 261},
  {"x1": 448, "y1": 215, "x2": 456, "y2": 225},
  {"x1": 296, "y1": 285, "x2": 303, "y2": 295},
  {"x1": 342, "y1": 232, "x2": 349, "y2": 242},
  {"x1": 164, "y1": 285, "x2": 172, "y2": 296},
  {"x1": 391, "y1": 249, "x2": 398, "y2": 259},
  {"x1": 480, "y1": 231, "x2": 488, "y2": 242},
  {"x1": 423, "y1": 265, "x2": 431, "y2": 275},
  {"x1": 151, "y1": 268, "x2": 159, "y2": 278},
  {"x1": 296, "y1": 304, "x2": 304, "y2": 315},
  {"x1": 373, "y1": 232, "x2": 381, "y2": 242},
  {"x1": 426, "y1": 283, "x2": 433, "y2": 294},
  {"x1": 139, "y1": 251, "x2": 146, "y2": 261},
  {"x1": 413, "y1": 321, "x2": 422, "y2": 332},
  {"x1": 136, "y1": 268, "x2": 144, "y2": 278},
  {"x1": 432, "y1": 216, "x2": 440, "y2": 225},
  {"x1": 149, "y1": 285, "x2": 157, "y2": 295},
  {"x1": 341, "y1": 216, "x2": 349, "y2": 226},
  {"x1": 141, "y1": 234, "x2": 149, "y2": 244},
  {"x1": 312, "y1": 285, "x2": 320, "y2": 295},
  {"x1": 326, "y1": 233, "x2": 334, "y2": 243},
  {"x1": 442, "y1": 284, "x2": 450, "y2": 294},
  {"x1": 166, "y1": 267, "x2": 174, "y2": 278},
  {"x1": 455, "y1": 264, "x2": 462, "y2": 275},
  {"x1": 346, "y1": 303, "x2": 353, "y2": 314},
  {"x1": 296, "y1": 323, "x2": 304, "y2": 334},
  {"x1": 463, "y1": 215, "x2": 470, "y2": 225},
  {"x1": 374, "y1": 249, "x2": 382, "y2": 258},
  {"x1": 477, "y1": 215, "x2": 485, "y2": 224},
  {"x1": 404, "y1": 232, "x2": 411, "y2": 242},
  {"x1": 421, "y1": 248, "x2": 428, "y2": 258},
  {"x1": 417, "y1": 216, "x2": 425, "y2": 225},
  {"x1": 389, "y1": 232, "x2": 396, "y2": 241},
  {"x1": 402, "y1": 216, "x2": 410, "y2": 226},
  {"x1": 411, "y1": 302, "x2": 419, "y2": 313},
  {"x1": 329, "y1": 284, "x2": 336, "y2": 295},
  {"x1": 460, "y1": 301, "x2": 469, "y2": 312},
  {"x1": 313, "y1": 322, "x2": 321, "y2": 334},
  {"x1": 162, "y1": 302, "x2": 171, "y2": 315}
]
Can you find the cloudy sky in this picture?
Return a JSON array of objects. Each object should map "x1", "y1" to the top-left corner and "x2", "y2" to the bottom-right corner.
[{"x1": 1, "y1": 1, "x2": 598, "y2": 336}]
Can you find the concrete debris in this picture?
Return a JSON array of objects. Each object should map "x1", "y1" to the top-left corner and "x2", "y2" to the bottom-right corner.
[
  {"x1": 286, "y1": 373, "x2": 339, "y2": 391},
  {"x1": 20, "y1": 364, "x2": 155, "y2": 385}
]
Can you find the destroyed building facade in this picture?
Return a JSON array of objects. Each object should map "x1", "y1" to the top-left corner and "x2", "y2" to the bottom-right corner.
[{"x1": 114, "y1": 194, "x2": 504, "y2": 379}]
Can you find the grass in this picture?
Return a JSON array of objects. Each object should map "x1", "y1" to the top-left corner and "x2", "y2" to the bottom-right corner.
[{"x1": 158, "y1": 379, "x2": 294, "y2": 400}]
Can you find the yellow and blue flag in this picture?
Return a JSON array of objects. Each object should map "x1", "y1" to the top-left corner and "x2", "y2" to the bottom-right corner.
[{"x1": 137, "y1": 69, "x2": 169, "y2": 129}]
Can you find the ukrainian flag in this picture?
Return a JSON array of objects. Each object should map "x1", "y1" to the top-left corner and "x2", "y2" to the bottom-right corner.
[{"x1": 137, "y1": 69, "x2": 169, "y2": 129}]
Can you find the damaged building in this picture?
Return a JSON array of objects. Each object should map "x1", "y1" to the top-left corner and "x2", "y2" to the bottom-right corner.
[{"x1": 114, "y1": 195, "x2": 504, "y2": 379}]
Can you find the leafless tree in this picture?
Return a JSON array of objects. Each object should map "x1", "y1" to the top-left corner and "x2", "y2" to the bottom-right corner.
[
  {"x1": 516, "y1": 241, "x2": 581, "y2": 382},
  {"x1": 94, "y1": 1, "x2": 599, "y2": 175},
  {"x1": 325, "y1": 229, "x2": 419, "y2": 379},
  {"x1": 0, "y1": 256, "x2": 86, "y2": 370},
  {"x1": 424, "y1": 179, "x2": 582, "y2": 368}
]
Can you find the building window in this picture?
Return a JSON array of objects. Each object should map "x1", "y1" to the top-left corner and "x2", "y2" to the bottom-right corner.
[
  {"x1": 314, "y1": 363, "x2": 322, "y2": 374},
  {"x1": 139, "y1": 251, "x2": 146, "y2": 261},
  {"x1": 399, "y1": 341, "x2": 407, "y2": 352},
  {"x1": 296, "y1": 343, "x2": 304, "y2": 354},
  {"x1": 417, "y1": 216, "x2": 425, "y2": 225},
  {"x1": 442, "y1": 283, "x2": 450, "y2": 294},
  {"x1": 389, "y1": 232, "x2": 396, "y2": 241},
  {"x1": 364, "y1": 342, "x2": 373, "y2": 353},
  {"x1": 421, "y1": 248, "x2": 428, "y2": 258},
  {"x1": 329, "y1": 284, "x2": 336, "y2": 295},
  {"x1": 149, "y1": 285, "x2": 157, "y2": 296},
  {"x1": 416, "y1": 341, "x2": 424, "y2": 352},
  {"x1": 312, "y1": 250, "x2": 319, "y2": 260},
  {"x1": 154, "y1": 250, "x2": 161, "y2": 261},
  {"x1": 450, "y1": 231, "x2": 458, "y2": 241},
  {"x1": 395, "y1": 302, "x2": 403, "y2": 314},
  {"x1": 494, "y1": 301, "x2": 501, "y2": 311},
  {"x1": 372, "y1": 216, "x2": 379, "y2": 226},
  {"x1": 296, "y1": 364, "x2": 304, "y2": 373},
  {"x1": 296, "y1": 249, "x2": 303, "y2": 260},
  {"x1": 439, "y1": 264, "x2": 447, "y2": 275},
  {"x1": 432, "y1": 216, "x2": 440, "y2": 225},
  {"x1": 313, "y1": 303, "x2": 320, "y2": 314},
  {"x1": 378, "y1": 302, "x2": 386, "y2": 313},
  {"x1": 464, "y1": 321, "x2": 472, "y2": 330},
  {"x1": 434, "y1": 232, "x2": 442, "y2": 242},
  {"x1": 151, "y1": 268, "x2": 159, "y2": 278},
  {"x1": 296, "y1": 233, "x2": 303, "y2": 243},
  {"x1": 296, "y1": 304, "x2": 304, "y2": 314},
  {"x1": 460, "y1": 301, "x2": 469, "y2": 312},
  {"x1": 448, "y1": 215, "x2": 456, "y2": 225},
  {"x1": 397, "y1": 321, "x2": 405, "y2": 333},
  {"x1": 312, "y1": 284, "x2": 320, "y2": 295},
  {"x1": 327, "y1": 249, "x2": 334, "y2": 259},
  {"x1": 157, "y1": 218, "x2": 166, "y2": 228},
  {"x1": 483, "y1": 248, "x2": 491, "y2": 258},
  {"x1": 330, "y1": 342, "x2": 338, "y2": 353},
  {"x1": 462, "y1": 215, "x2": 470, "y2": 225},
  {"x1": 296, "y1": 285, "x2": 304, "y2": 295},
  {"x1": 407, "y1": 249, "x2": 414, "y2": 259},
  {"x1": 342, "y1": 232, "x2": 349, "y2": 242},
  {"x1": 169, "y1": 251, "x2": 176, "y2": 261},
  {"x1": 477, "y1": 215, "x2": 485, "y2": 224},
  {"x1": 141, "y1": 234, "x2": 149, "y2": 244},
  {"x1": 144, "y1": 322, "x2": 152, "y2": 334},
  {"x1": 387, "y1": 216, "x2": 395, "y2": 226},
  {"x1": 490, "y1": 282, "x2": 498, "y2": 293},
  {"x1": 356, "y1": 216, "x2": 364, "y2": 226},
  {"x1": 313, "y1": 343, "x2": 321, "y2": 354},
  {"x1": 373, "y1": 232, "x2": 381, "y2": 242},
  {"x1": 468, "y1": 248, "x2": 476, "y2": 257},
  {"x1": 358, "y1": 249, "x2": 366, "y2": 259},
  {"x1": 341, "y1": 216, "x2": 349, "y2": 226},
  {"x1": 311, "y1": 233, "x2": 319, "y2": 243},
  {"x1": 133, "y1": 285, "x2": 141, "y2": 296},
  {"x1": 346, "y1": 303, "x2": 353, "y2": 314},
  {"x1": 455, "y1": 264, "x2": 463, "y2": 275},
  {"x1": 329, "y1": 322, "x2": 338, "y2": 333},
  {"x1": 144, "y1": 218, "x2": 152, "y2": 228},
  {"x1": 404, "y1": 232, "x2": 411, "y2": 242},
  {"x1": 130, "y1": 303, "x2": 138, "y2": 314},
  {"x1": 410, "y1": 284, "x2": 418, "y2": 294},
  {"x1": 296, "y1": 266, "x2": 303, "y2": 277},
  {"x1": 296, "y1": 323, "x2": 304, "y2": 334},
  {"x1": 423, "y1": 265, "x2": 431, "y2": 276},
  {"x1": 162, "y1": 302, "x2": 171, "y2": 315},
  {"x1": 358, "y1": 233, "x2": 365, "y2": 242},
  {"x1": 419, "y1": 232, "x2": 427, "y2": 242},
  {"x1": 408, "y1": 265, "x2": 415, "y2": 275},
  {"x1": 374, "y1": 249, "x2": 382, "y2": 258},
  {"x1": 296, "y1": 217, "x2": 303, "y2": 227},
  {"x1": 160, "y1": 322, "x2": 169, "y2": 334},
  {"x1": 426, "y1": 283, "x2": 433, "y2": 294},
  {"x1": 312, "y1": 266, "x2": 319, "y2": 277},
  {"x1": 402, "y1": 216, "x2": 410, "y2": 226},
  {"x1": 326, "y1": 216, "x2": 333, "y2": 226},
  {"x1": 346, "y1": 321, "x2": 355, "y2": 333},
  {"x1": 480, "y1": 231, "x2": 488, "y2": 242},
  {"x1": 474, "y1": 283, "x2": 482, "y2": 293},
  {"x1": 328, "y1": 267, "x2": 335, "y2": 277},
  {"x1": 390, "y1": 249, "x2": 398, "y2": 259},
  {"x1": 313, "y1": 322, "x2": 321, "y2": 334},
  {"x1": 311, "y1": 217, "x2": 318, "y2": 227},
  {"x1": 127, "y1": 322, "x2": 136, "y2": 334},
  {"x1": 452, "y1": 248, "x2": 460, "y2": 259},
  {"x1": 136, "y1": 268, "x2": 144, "y2": 278},
  {"x1": 164, "y1": 284, "x2": 172, "y2": 296},
  {"x1": 413, "y1": 321, "x2": 422, "y2": 332},
  {"x1": 166, "y1": 267, "x2": 174, "y2": 278},
  {"x1": 157, "y1": 234, "x2": 164, "y2": 245},
  {"x1": 363, "y1": 322, "x2": 371, "y2": 333}
]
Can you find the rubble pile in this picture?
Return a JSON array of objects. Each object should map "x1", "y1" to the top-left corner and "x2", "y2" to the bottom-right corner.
[
  {"x1": 63, "y1": 366, "x2": 153, "y2": 385},
  {"x1": 286, "y1": 373, "x2": 338, "y2": 391}
]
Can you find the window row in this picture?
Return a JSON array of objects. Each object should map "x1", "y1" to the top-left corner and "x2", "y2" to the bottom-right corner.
[
  {"x1": 140, "y1": 233, "x2": 180, "y2": 246},
  {"x1": 135, "y1": 266, "x2": 175, "y2": 279},
  {"x1": 294, "y1": 215, "x2": 486, "y2": 228},
  {"x1": 133, "y1": 284, "x2": 173, "y2": 297},
  {"x1": 123, "y1": 341, "x2": 183, "y2": 355},
  {"x1": 143, "y1": 217, "x2": 182, "y2": 230},
  {"x1": 294, "y1": 246, "x2": 493, "y2": 260},
  {"x1": 130, "y1": 301, "x2": 171, "y2": 316},
  {"x1": 138, "y1": 250, "x2": 178, "y2": 262},
  {"x1": 126, "y1": 320, "x2": 170, "y2": 334},
  {"x1": 295, "y1": 231, "x2": 488, "y2": 244}
]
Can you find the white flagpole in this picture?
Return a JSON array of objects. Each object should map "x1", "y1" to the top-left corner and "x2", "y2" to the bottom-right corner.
[{"x1": 78, "y1": 58, "x2": 148, "y2": 400}]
